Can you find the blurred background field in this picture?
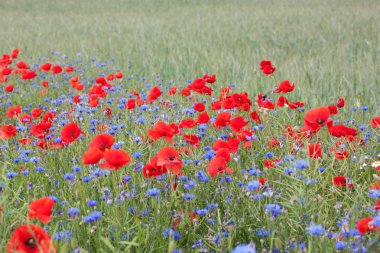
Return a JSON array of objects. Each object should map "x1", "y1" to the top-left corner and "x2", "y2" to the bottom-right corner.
[{"x1": 0, "y1": 0, "x2": 379, "y2": 109}]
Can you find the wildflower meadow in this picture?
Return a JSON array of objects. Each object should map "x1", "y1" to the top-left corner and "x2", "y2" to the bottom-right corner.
[{"x1": 1, "y1": 0, "x2": 380, "y2": 252}]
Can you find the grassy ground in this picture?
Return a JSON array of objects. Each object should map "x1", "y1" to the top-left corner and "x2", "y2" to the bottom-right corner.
[
  {"x1": 1, "y1": 0, "x2": 380, "y2": 252},
  {"x1": 1, "y1": 0, "x2": 379, "y2": 107}
]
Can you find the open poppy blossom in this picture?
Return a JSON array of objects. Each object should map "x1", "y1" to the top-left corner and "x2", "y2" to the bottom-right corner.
[
  {"x1": 100, "y1": 149, "x2": 131, "y2": 170},
  {"x1": 28, "y1": 197, "x2": 55, "y2": 224},
  {"x1": 333, "y1": 176, "x2": 353, "y2": 188},
  {"x1": 156, "y1": 147, "x2": 183, "y2": 175},
  {"x1": 260, "y1": 60, "x2": 276, "y2": 75},
  {"x1": 60, "y1": 122, "x2": 84, "y2": 144},
  {"x1": 230, "y1": 116, "x2": 249, "y2": 132},
  {"x1": 183, "y1": 134, "x2": 200, "y2": 146},
  {"x1": 82, "y1": 147, "x2": 104, "y2": 165},
  {"x1": 327, "y1": 121, "x2": 357, "y2": 137},
  {"x1": 148, "y1": 121, "x2": 179, "y2": 144},
  {"x1": 308, "y1": 143, "x2": 322, "y2": 159},
  {"x1": 274, "y1": 80, "x2": 295, "y2": 93},
  {"x1": 89, "y1": 134, "x2": 115, "y2": 151},
  {"x1": 207, "y1": 157, "x2": 233, "y2": 178},
  {"x1": 143, "y1": 156, "x2": 168, "y2": 178},
  {"x1": 303, "y1": 106, "x2": 331, "y2": 133},
  {"x1": 356, "y1": 217, "x2": 379, "y2": 235},
  {"x1": 371, "y1": 116, "x2": 380, "y2": 129},
  {"x1": 213, "y1": 112, "x2": 231, "y2": 129},
  {"x1": 0, "y1": 124, "x2": 17, "y2": 139},
  {"x1": 6, "y1": 224, "x2": 56, "y2": 253}
]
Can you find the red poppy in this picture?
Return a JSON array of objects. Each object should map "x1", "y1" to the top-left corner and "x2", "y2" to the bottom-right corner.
[
  {"x1": 308, "y1": 143, "x2": 322, "y2": 159},
  {"x1": 194, "y1": 102, "x2": 205, "y2": 112},
  {"x1": 142, "y1": 156, "x2": 168, "y2": 178},
  {"x1": 230, "y1": 116, "x2": 249, "y2": 132},
  {"x1": 207, "y1": 157, "x2": 233, "y2": 178},
  {"x1": 211, "y1": 101, "x2": 222, "y2": 110},
  {"x1": 303, "y1": 106, "x2": 331, "y2": 133},
  {"x1": 28, "y1": 197, "x2": 55, "y2": 224},
  {"x1": 179, "y1": 87, "x2": 191, "y2": 96},
  {"x1": 126, "y1": 99, "x2": 136, "y2": 110},
  {"x1": 257, "y1": 93, "x2": 276, "y2": 109},
  {"x1": 168, "y1": 87, "x2": 177, "y2": 95},
  {"x1": 115, "y1": 72, "x2": 123, "y2": 79},
  {"x1": 327, "y1": 122, "x2": 357, "y2": 137},
  {"x1": 260, "y1": 60, "x2": 276, "y2": 75},
  {"x1": 215, "y1": 148, "x2": 231, "y2": 162},
  {"x1": 82, "y1": 147, "x2": 103, "y2": 165},
  {"x1": 277, "y1": 96, "x2": 288, "y2": 107},
  {"x1": 188, "y1": 78, "x2": 213, "y2": 95},
  {"x1": 268, "y1": 138, "x2": 281, "y2": 148},
  {"x1": 21, "y1": 71, "x2": 37, "y2": 80},
  {"x1": 179, "y1": 119, "x2": 197, "y2": 129},
  {"x1": 51, "y1": 65, "x2": 62, "y2": 75},
  {"x1": 31, "y1": 108, "x2": 42, "y2": 118},
  {"x1": 65, "y1": 66, "x2": 75, "y2": 72},
  {"x1": 336, "y1": 98, "x2": 345, "y2": 108},
  {"x1": 250, "y1": 111, "x2": 261, "y2": 124},
  {"x1": 156, "y1": 147, "x2": 183, "y2": 175},
  {"x1": 11, "y1": 48, "x2": 19, "y2": 59},
  {"x1": 328, "y1": 105, "x2": 338, "y2": 115},
  {"x1": 334, "y1": 150, "x2": 349, "y2": 160},
  {"x1": 6, "y1": 105, "x2": 22, "y2": 118},
  {"x1": 60, "y1": 122, "x2": 84, "y2": 144},
  {"x1": 203, "y1": 73, "x2": 216, "y2": 83},
  {"x1": 212, "y1": 138, "x2": 240, "y2": 153},
  {"x1": 183, "y1": 134, "x2": 200, "y2": 146},
  {"x1": 18, "y1": 138, "x2": 33, "y2": 145},
  {"x1": 146, "y1": 86, "x2": 162, "y2": 103},
  {"x1": 40, "y1": 63, "x2": 52, "y2": 72},
  {"x1": 6, "y1": 224, "x2": 56, "y2": 253},
  {"x1": 30, "y1": 122, "x2": 52, "y2": 139},
  {"x1": 371, "y1": 116, "x2": 380, "y2": 129},
  {"x1": 20, "y1": 114, "x2": 33, "y2": 125},
  {"x1": 0, "y1": 124, "x2": 17, "y2": 139},
  {"x1": 274, "y1": 80, "x2": 295, "y2": 93},
  {"x1": 213, "y1": 112, "x2": 231, "y2": 128},
  {"x1": 356, "y1": 217, "x2": 379, "y2": 235},
  {"x1": 148, "y1": 121, "x2": 179, "y2": 144},
  {"x1": 100, "y1": 149, "x2": 131, "y2": 170},
  {"x1": 89, "y1": 134, "x2": 115, "y2": 151},
  {"x1": 16, "y1": 60, "x2": 30, "y2": 69},
  {"x1": 197, "y1": 112, "x2": 210, "y2": 124},
  {"x1": 4, "y1": 84, "x2": 14, "y2": 92},
  {"x1": 333, "y1": 176, "x2": 353, "y2": 188}
]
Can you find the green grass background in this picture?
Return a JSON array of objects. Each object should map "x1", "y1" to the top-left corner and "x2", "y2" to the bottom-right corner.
[{"x1": 1, "y1": 0, "x2": 379, "y2": 108}]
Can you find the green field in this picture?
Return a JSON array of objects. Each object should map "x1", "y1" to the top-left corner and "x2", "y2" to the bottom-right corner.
[
  {"x1": 1, "y1": 0, "x2": 379, "y2": 106},
  {"x1": 1, "y1": 0, "x2": 380, "y2": 252}
]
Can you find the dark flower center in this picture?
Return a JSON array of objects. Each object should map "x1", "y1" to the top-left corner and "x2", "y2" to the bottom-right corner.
[
  {"x1": 168, "y1": 156, "x2": 175, "y2": 161},
  {"x1": 317, "y1": 119, "x2": 325, "y2": 124},
  {"x1": 217, "y1": 167, "x2": 223, "y2": 171},
  {"x1": 24, "y1": 238, "x2": 37, "y2": 249}
]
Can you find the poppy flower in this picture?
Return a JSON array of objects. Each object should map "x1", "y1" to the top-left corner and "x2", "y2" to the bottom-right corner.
[
  {"x1": 126, "y1": 99, "x2": 136, "y2": 110},
  {"x1": 156, "y1": 147, "x2": 183, "y2": 175},
  {"x1": 230, "y1": 116, "x2": 249, "y2": 132},
  {"x1": 168, "y1": 87, "x2": 177, "y2": 95},
  {"x1": 327, "y1": 122, "x2": 357, "y2": 137},
  {"x1": 179, "y1": 119, "x2": 197, "y2": 129},
  {"x1": 188, "y1": 78, "x2": 213, "y2": 95},
  {"x1": 215, "y1": 148, "x2": 231, "y2": 162},
  {"x1": 356, "y1": 217, "x2": 379, "y2": 235},
  {"x1": 257, "y1": 93, "x2": 276, "y2": 109},
  {"x1": 20, "y1": 114, "x2": 33, "y2": 124},
  {"x1": 6, "y1": 224, "x2": 56, "y2": 253},
  {"x1": 21, "y1": 71, "x2": 37, "y2": 80},
  {"x1": 211, "y1": 101, "x2": 222, "y2": 110},
  {"x1": 4, "y1": 84, "x2": 14, "y2": 92},
  {"x1": 250, "y1": 110, "x2": 261, "y2": 124},
  {"x1": 194, "y1": 102, "x2": 205, "y2": 112},
  {"x1": 183, "y1": 134, "x2": 200, "y2": 146},
  {"x1": 203, "y1": 73, "x2": 216, "y2": 83},
  {"x1": 82, "y1": 148, "x2": 103, "y2": 165},
  {"x1": 336, "y1": 98, "x2": 345, "y2": 108},
  {"x1": 143, "y1": 156, "x2": 167, "y2": 178},
  {"x1": 148, "y1": 121, "x2": 178, "y2": 144},
  {"x1": 6, "y1": 105, "x2": 22, "y2": 118},
  {"x1": 277, "y1": 96, "x2": 288, "y2": 107},
  {"x1": 146, "y1": 86, "x2": 162, "y2": 103},
  {"x1": 308, "y1": 143, "x2": 322, "y2": 159},
  {"x1": 260, "y1": 60, "x2": 276, "y2": 75},
  {"x1": 100, "y1": 149, "x2": 131, "y2": 170},
  {"x1": 213, "y1": 112, "x2": 231, "y2": 128},
  {"x1": 115, "y1": 72, "x2": 123, "y2": 79},
  {"x1": 207, "y1": 157, "x2": 233, "y2": 178},
  {"x1": 31, "y1": 108, "x2": 42, "y2": 118},
  {"x1": 11, "y1": 48, "x2": 19, "y2": 59},
  {"x1": 19, "y1": 138, "x2": 33, "y2": 145},
  {"x1": 89, "y1": 134, "x2": 115, "y2": 151},
  {"x1": 28, "y1": 197, "x2": 55, "y2": 224},
  {"x1": 274, "y1": 80, "x2": 295, "y2": 93},
  {"x1": 51, "y1": 65, "x2": 62, "y2": 75},
  {"x1": 333, "y1": 176, "x2": 353, "y2": 188},
  {"x1": 303, "y1": 106, "x2": 330, "y2": 133},
  {"x1": 30, "y1": 122, "x2": 52, "y2": 139},
  {"x1": 328, "y1": 105, "x2": 338, "y2": 115},
  {"x1": 197, "y1": 112, "x2": 210, "y2": 124},
  {"x1": 212, "y1": 138, "x2": 240, "y2": 153},
  {"x1": 65, "y1": 66, "x2": 75, "y2": 72},
  {"x1": 40, "y1": 63, "x2": 52, "y2": 72},
  {"x1": 60, "y1": 122, "x2": 84, "y2": 144},
  {"x1": 371, "y1": 117, "x2": 380, "y2": 129},
  {"x1": 334, "y1": 150, "x2": 349, "y2": 160},
  {"x1": 16, "y1": 60, "x2": 30, "y2": 69},
  {"x1": 179, "y1": 87, "x2": 191, "y2": 96},
  {"x1": 0, "y1": 124, "x2": 17, "y2": 139}
]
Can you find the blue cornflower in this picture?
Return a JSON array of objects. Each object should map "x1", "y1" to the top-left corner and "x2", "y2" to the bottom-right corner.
[
  {"x1": 87, "y1": 200, "x2": 98, "y2": 207},
  {"x1": 83, "y1": 211, "x2": 102, "y2": 223},
  {"x1": 183, "y1": 193, "x2": 195, "y2": 201},
  {"x1": 7, "y1": 172, "x2": 17, "y2": 179},
  {"x1": 293, "y1": 159, "x2": 309, "y2": 170},
  {"x1": 232, "y1": 243, "x2": 256, "y2": 253},
  {"x1": 265, "y1": 204, "x2": 283, "y2": 217},
  {"x1": 146, "y1": 188, "x2": 160, "y2": 197},
  {"x1": 64, "y1": 173, "x2": 75, "y2": 181},
  {"x1": 246, "y1": 181, "x2": 261, "y2": 191},
  {"x1": 306, "y1": 224, "x2": 324, "y2": 236},
  {"x1": 67, "y1": 208, "x2": 79, "y2": 218}
]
